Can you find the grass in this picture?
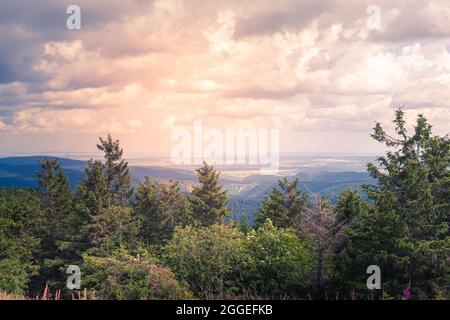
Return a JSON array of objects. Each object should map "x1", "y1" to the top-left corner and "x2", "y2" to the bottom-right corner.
[{"x1": 0, "y1": 292, "x2": 26, "y2": 300}]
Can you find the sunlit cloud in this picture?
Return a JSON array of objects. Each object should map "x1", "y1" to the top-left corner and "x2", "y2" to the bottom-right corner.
[{"x1": 0, "y1": 0, "x2": 449, "y2": 155}]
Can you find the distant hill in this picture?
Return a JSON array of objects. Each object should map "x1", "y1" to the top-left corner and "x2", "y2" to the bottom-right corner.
[
  {"x1": 0, "y1": 156, "x2": 86, "y2": 168},
  {"x1": 0, "y1": 156, "x2": 375, "y2": 196},
  {"x1": 0, "y1": 156, "x2": 200, "y2": 190},
  {"x1": 230, "y1": 171, "x2": 374, "y2": 201},
  {"x1": 226, "y1": 171, "x2": 375, "y2": 224},
  {"x1": 131, "y1": 165, "x2": 197, "y2": 182},
  {"x1": 0, "y1": 156, "x2": 376, "y2": 223},
  {"x1": 0, "y1": 156, "x2": 86, "y2": 189}
]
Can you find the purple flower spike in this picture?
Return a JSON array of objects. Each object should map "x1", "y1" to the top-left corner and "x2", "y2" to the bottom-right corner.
[{"x1": 403, "y1": 288, "x2": 411, "y2": 300}]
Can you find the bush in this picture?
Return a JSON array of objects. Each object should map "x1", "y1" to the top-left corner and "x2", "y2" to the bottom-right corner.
[
  {"x1": 243, "y1": 219, "x2": 313, "y2": 298},
  {"x1": 82, "y1": 246, "x2": 193, "y2": 300},
  {"x1": 164, "y1": 224, "x2": 245, "y2": 299}
]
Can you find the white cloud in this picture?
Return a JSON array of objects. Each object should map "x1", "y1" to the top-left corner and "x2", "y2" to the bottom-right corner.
[{"x1": 0, "y1": 0, "x2": 449, "y2": 153}]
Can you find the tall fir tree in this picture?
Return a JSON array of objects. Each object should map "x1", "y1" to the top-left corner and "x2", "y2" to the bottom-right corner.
[
  {"x1": 34, "y1": 159, "x2": 78, "y2": 291},
  {"x1": 97, "y1": 134, "x2": 133, "y2": 204},
  {"x1": 0, "y1": 189, "x2": 44, "y2": 295},
  {"x1": 331, "y1": 189, "x2": 375, "y2": 297},
  {"x1": 77, "y1": 135, "x2": 136, "y2": 255},
  {"x1": 334, "y1": 189, "x2": 366, "y2": 227},
  {"x1": 255, "y1": 178, "x2": 307, "y2": 229},
  {"x1": 77, "y1": 159, "x2": 111, "y2": 217},
  {"x1": 134, "y1": 177, "x2": 192, "y2": 244},
  {"x1": 87, "y1": 205, "x2": 139, "y2": 255},
  {"x1": 337, "y1": 109, "x2": 450, "y2": 299},
  {"x1": 189, "y1": 162, "x2": 230, "y2": 226}
]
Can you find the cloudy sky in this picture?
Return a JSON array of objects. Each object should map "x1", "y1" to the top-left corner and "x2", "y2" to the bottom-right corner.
[{"x1": 0, "y1": 0, "x2": 449, "y2": 157}]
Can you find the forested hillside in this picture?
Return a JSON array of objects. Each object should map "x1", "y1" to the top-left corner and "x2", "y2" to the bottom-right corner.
[
  {"x1": 0, "y1": 110, "x2": 448, "y2": 300},
  {"x1": 0, "y1": 158, "x2": 374, "y2": 224}
]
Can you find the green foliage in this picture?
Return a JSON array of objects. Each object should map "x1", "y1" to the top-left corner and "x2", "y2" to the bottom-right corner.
[
  {"x1": 335, "y1": 189, "x2": 366, "y2": 225},
  {"x1": 0, "y1": 257, "x2": 30, "y2": 295},
  {"x1": 97, "y1": 134, "x2": 133, "y2": 203},
  {"x1": 35, "y1": 160, "x2": 79, "y2": 291},
  {"x1": 77, "y1": 159, "x2": 111, "y2": 217},
  {"x1": 334, "y1": 206, "x2": 402, "y2": 298},
  {"x1": 332, "y1": 189, "x2": 370, "y2": 295},
  {"x1": 164, "y1": 224, "x2": 244, "y2": 299},
  {"x1": 243, "y1": 219, "x2": 313, "y2": 298},
  {"x1": 77, "y1": 135, "x2": 137, "y2": 255},
  {"x1": 255, "y1": 178, "x2": 307, "y2": 229},
  {"x1": 134, "y1": 177, "x2": 192, "y2": 244},
  {"x1": 0, "y1": 114, "x2": 448, "y2": 300},
  {"x1": 238, "y1": 215, "x2": 253, "y2": 235},
  {"x1": 0, "y1": 189, "x2": 43, "y2": 294},
  {"x1": 301, "y1": 197, "x2": 338, "y2": 292},
  {"x1": 338, "y1": 109, "x2": 450, "y2": 299},
  {"x1": 189, "y1": 162, "x2": 231, "y2": 226},
  {"x1": 87, "y1": 205, "x2": 140, "y2": 255},
  {"x1": 82, "y1": 246, "x2": 193, "y2": 300},
  {"x1": 228, "y1": 198, "x2": 260, "y2": 225}
]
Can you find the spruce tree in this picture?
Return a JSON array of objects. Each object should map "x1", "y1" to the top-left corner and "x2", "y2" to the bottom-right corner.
[
  {"x1": 338, "y1": 109, "x2": 450, "y2": 299},
  {"x1": 97, "y1": 134, "x2": 133, "y2": 203},
  {"x1": 134, "y1": 177, "x2": 192, "y2": 244},
  {"x1": 88, "y1": 205, "x2": 139, "y2": 255},
  {"x1": 238, "y1": 215, "x2": 253, "y2": 234},
  {"x1": 332, "y1": 189, "x2": 376, "y2": 297},
  {"x1": 0, "y1": 189, "x2": 44, "y2": 295},
  {"x1": 77, "y1": 135, "x2": 135, "y2": 255},
  {"x1": 35, "y1": 159, "x2": 77, "y2": 291},
  {"x1": 77, "y1": 159, "x2": 111, "y2": 217},
  {"x1": 189, "y1": 162, "x2": 230, "y2": 226},
  {"x1": 334, "y1": 189, "x2": 366, "y2": 226},
  {"x1": 255, "y1": 178, "x2": 307, "y2": 229}
]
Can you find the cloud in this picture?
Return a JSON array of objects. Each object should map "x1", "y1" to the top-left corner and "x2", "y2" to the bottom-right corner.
[
  {"x1": 3, "y1": 107, "x2": 144, "y2": 135},
  {"x1": 233, "y1": 0, "x2": 334, "y2": 38},
  {"x1": 369, "y1": 0, "x2": 450, "y2": 42},
  {"x1": 0, "y1": 0, "x2": 449, "y2": 153}
]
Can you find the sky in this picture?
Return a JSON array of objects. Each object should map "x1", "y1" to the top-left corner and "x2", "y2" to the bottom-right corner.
[{"x1": 0, "y1": 0, "x2": 449, "y2": 158}]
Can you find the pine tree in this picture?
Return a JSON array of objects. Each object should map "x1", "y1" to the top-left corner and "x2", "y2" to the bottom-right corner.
[
  {"x1": 238, "y1": 215, "x2": 253, "y2": 234},
  {"x1": 36, "y1": 160, "x2": 73, "y2": 234},
  {"x1": 0, "y1": 189, "x2": 44, "y2": 295},
  {"x1": 77, "y1": 159, "x2": 111, "y2": 217},
  {"x1": 77, "y1": 135, "x2": 135, "y2": 255},
  {"x1": 35, "y1": 159, "x2": 78, "y2": 291},
  {"x1": 97, "y1": 134, "x2": 133, "y2": 204},
  {"x1": 255, "y1": 178, "x2": 307, "y2": 229},
  {"x1": 338, "y1": 109, "x2": 450, "y2": 298},
  {"x1": 134, "y1": 177, "x2": 192, "y2": 244},
  {"x1": 334, "y1": 189, "x2": 366, "y2": 226},
  {"x1": 88, "y1": 206, "x2": 139, "y2": 255},
  {"x1": 189, "y1": 162, "x2": 230, "y2": 226},
  {"x1": 332, "y1": 189, "x2": 374, "y2": 297}
]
